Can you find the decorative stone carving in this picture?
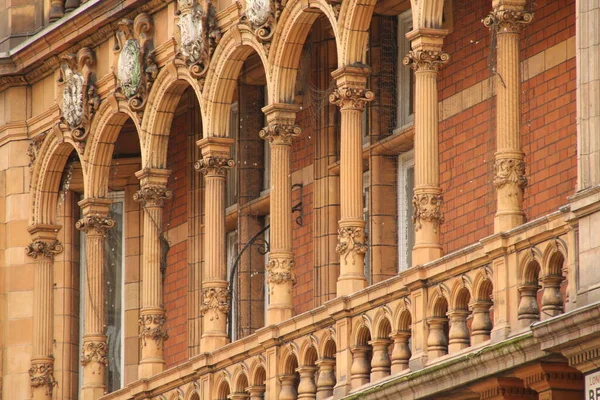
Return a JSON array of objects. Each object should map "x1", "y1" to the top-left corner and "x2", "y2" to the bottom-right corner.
[
  {"x1": 328, "y1": 0, "x2": 342, "y2": 18},
  {"x1": 139, "y1": 314, "x2": 169, "y2": 347},
  {"x1": 483, "y1": 9, "x2": 533, "y2": 33},
  {"x1": 29, "y1": 362, "x2": 57, "y2": 395},
  {"x1": 133, "y1": 185, "x2": 173, "y2": 207},
  {"x1": 266, "y1": 257, "x2": 296, "y2": 294},
  {"x1": 113, "y1": 13, "x2": 158, "y2": 113},
  {"x1": 194, "y1": 155, "x2": 235, "y2": 176},
  {"x1": 75, "y1": 215, "x2": 115, "y2": 235},
  {"x1": 412, "y1": 193, "x2": 444, "y2": 232},
  {"x1": 403, "y1": 50, "x2": 450, "y2": 72},
  {"x1": 493, "y1": 158, "x2": 527, "y2": 189},
  {"x1": 199, "y1": 287, "x2": 231, "y2": 320},
  {"x1": 57, "y1": 48, "x2": 100, "y2": 145},
  {"x1": 25, "y1": 240, "x2": 64, "y2": 260},
  {"x1": 329, "y1": 87, "x2": 375, "y2": 111},
  {"x1": 240, "y1": 0, "x2": 284, "y2": 54},
  {"x1": 80, "y1": 341, "x2": 108, "y2": 369},
  {"x1": 176, "y1": 0, "x2": 222, "y2": 83},
  {"x1": 27, "y1": 132, "x2": 47, "y2": 175},
  {"x1": 259, "y1": 123, "x2": 301, "y2": 145},
  {"x1": 336, "y1": 226, "x2": 368, "y2": 265}
]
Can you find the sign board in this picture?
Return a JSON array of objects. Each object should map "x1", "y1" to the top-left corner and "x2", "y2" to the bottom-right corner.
[{"x1": 587, "y1": 370, "x2": 600, "y2": 400}]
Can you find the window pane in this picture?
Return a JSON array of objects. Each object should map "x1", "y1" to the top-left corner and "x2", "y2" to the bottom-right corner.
[{"x1": 406, "y1": 166, "x2": 415, "y2": 268}]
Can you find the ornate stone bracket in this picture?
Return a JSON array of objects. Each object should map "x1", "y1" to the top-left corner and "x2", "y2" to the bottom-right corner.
[
  {"x1": 25, "y1": 239, "x2": 64, "y2": 260},
  {"x1": 483, "y1": 9, "x2": 533, "y2": 33},
  {"x1": 139, "y1": 314, "x2": 169, "y2": 348},
  {"x1": 493, "y1": 157, "x2": 527, "y2": 189},
  {"x1": 412, "y1": 193, "x2": 444, "y2": 232},
  {"x1": 329, "y1": 87, "x2": 375, "y2": 111},
  {"x1": 27, "y1": 132, "x2": 48, "y2": 176},
  {"x1": 80, "y1": 341, "x2": 108, "y2": 371},
  {"x1": 29, "y1": 361, "x2": 57, "y2": 395},
  {"x1": 176, "y1": 0, "x2": 222, "y2": 85},
  {"x1": 113, "y1": 13, "x2": 158, "y2": 114},
  {"x1": 239, "y1": 0, "x2": 284, "y2": 55},
  {"x1": 200, "y1": 287, "x2": 231, "y2": 320},
  {"x1": 336, "y1": 226, "x2": 368, "y2": 265},
  {"x1": 57, "y1": 47, "x2": 100, "y2": 148},
  {"x1": 403, "y1": 50, "x2": 450, "y2": 72},
  {"x1": 194, "y1": 155, "x2": 235, "y2": 176},
  {"x1": 259, "y1": 123, "x2": 301, "y2": 145},
  {"x1": 266, "y1": 257, "x2": 296, "y2": 294},
  {"x1": 133, "y1": 185, "x2": 173, "y2": 207},
  {"x1": 75, "y1": 215, "x2": 115, "y2": 236}
]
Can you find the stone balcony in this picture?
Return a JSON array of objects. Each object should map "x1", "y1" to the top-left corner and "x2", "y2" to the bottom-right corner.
[{"x1": 101, "y1": 210, "x2": 573, "y2": 400}]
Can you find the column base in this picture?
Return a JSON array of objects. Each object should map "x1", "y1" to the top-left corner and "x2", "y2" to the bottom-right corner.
[
  {"x1": 138, "y1": 358, "x2": 166, "y2": 378},
  {"x1": 408, "y1": 350, "x2": 428, "y2": 371},
  {"x1": 267, "y1": 305, "x2": 293, "y2": 325},
  {"x1": 80, "y1": 384, "x2": 106, "y2": 400},
  {"x1": 494, "y1": 212, "x2": 525, "y2": 233},
  {"x1": 336, "y1": 274, "x2": 367, "y2": 297},
  {"x1": 200, "y1": 334, "x2": 229, "y2": 352},
  {"x1": 412, "y1": 245, "x2": 443, "y2": 266}
]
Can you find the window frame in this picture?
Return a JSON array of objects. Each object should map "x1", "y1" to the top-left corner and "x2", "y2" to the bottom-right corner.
[{"x1": 398, "y1": 150, "x2": 415, "y2": 271}]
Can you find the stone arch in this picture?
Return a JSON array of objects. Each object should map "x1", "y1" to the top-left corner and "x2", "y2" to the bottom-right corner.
[
  {"x1": 233, "y1": 369, "x2": 250, "y2": 394},
  {"x1": 337, "y1": 0, "x2": 377, "y2": 66},
  {"x1": 202, "y1": 25, "x2": 271, "y2": 138},
  {"x1": 322, "y1": 335, "x2": 337, "y2": 359},
  {"x1": 542, "y1": 239, "x2": 568, "y2": 277},
  {"x1": 281, "y1": 348, "x2": 300, "y2": 375},
  {"x1": 472, "y1": 269, "x2": 493, "y2": 302},
  {"x1": 449, "y1": 276, "x2": 473, "y2": 310},
  {"x1": 373, "y1": 314, "x2": 392, "y2": 340},
  {"x1": 29, "y1": 128, "x2": 84, "y2": 226},
  {"x1": 352, "y1": 315, "x2": 373, "y2": 346},
  {"x1": 269, "y1": 0, "x2": 340, "y2": 104},
  {"x1": 397, "y1": 308, "x2": 412, "y2": 332},
  {"x1": 410, "y1": 0, "x2": 446, "y2": 30},
  {"x1": 214, "y1": 372, "x2": 232, "y2": 400},
  {"x1": 519, "y1": 248, "x2": 543, "y2": 284},
  {"x1": 84, "y1": 97, "x2": 144, "y2": 199},
  {"x1": 299, "y1": 335, "x2": 320, "y2": 366},
  {"x1": 168, "y1": 388, "x2": 184, "y2": 400},
  {"x1": 250, "y1": 362, "x2": 267, "y2": 387},
  {"x1": 142, "y1": 61, "x2": 204, "y2": 169},
  {"x1": 428, "y1": 285, "x2": 450, "y2": 317},
  {"x1": 184, "y1": 382, "x2": 201, "y2": 400}
]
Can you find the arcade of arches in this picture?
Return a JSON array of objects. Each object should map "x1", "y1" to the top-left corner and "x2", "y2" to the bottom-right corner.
[{"x1": 0, "y1": 0, "x2": 599, "y2": 399}]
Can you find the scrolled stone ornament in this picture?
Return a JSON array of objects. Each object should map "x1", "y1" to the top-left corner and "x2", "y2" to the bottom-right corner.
[
  {"x1": 139, "y1": 314, "x2": 169, "y2": 347},
  {"x1": 266, "y1": 257, "x2": 296, "y2": 294},
  {"x1": 329, "y1": 87, "x2": 375, "y2": 111},
  {"x1": 336, "y1": 226, "x2": 368, "y2": 265},
  {"x1": 240, "y1": 0, "x2": 283, "y2": 54},
  {"x1": 412, "y1": 193, "x2": 444, "y2": 232},
  {"x1": 483, "y1": 9, "x2": 533, "y2": 33},
  {"x1": 403, "y1": 50, "x2": 450, "y2": 72},
  {"x1": 194, "y1": 156, "x2": 235, "y2": 176},
  {"x1": 29, "y1": 362, "x2": 57, "y2": 395},
  {"x1": 133, "y1": 185, "x2": 173, "y2": 207},
  {"x1": 199, "y1": 287, "x2": 231, "y2": 320},
  {"x1": 80, "y1": 341, "x2": 109, "y2": 371},
  {"x1": 75, "y1": 215, "x2": 115, "y2": 235},
  {"x1": 25, "y1": 240, "x2": 64, "y2": 260},
  {"x1": 493, "y1": 158, "x2": 527, "y2": 189},
  {"x1": 259, "y1": 123, "x2": 301, "y2": 145}
]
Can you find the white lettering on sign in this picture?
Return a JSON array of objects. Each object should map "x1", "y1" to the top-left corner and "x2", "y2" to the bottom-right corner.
[{"x1": 586, "y1": 370, "x2": 600, "y2": 400}]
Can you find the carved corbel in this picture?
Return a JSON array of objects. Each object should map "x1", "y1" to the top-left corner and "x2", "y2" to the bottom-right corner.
[
  {"x1": 239, "y1": 0, "x2": 284, "y2": 55},
  {"x1": 57, "y1": 47, "x2": 100, "y2": 151},
  {"x1": 113, "y1": 13, "x2": 158, "y2": 115},
  {"x1": 27, "y1": 131, "x2": 48, "y2": 176},
  {"x1": 176, "y1": 0, "x2": 222, "y2": 86}
]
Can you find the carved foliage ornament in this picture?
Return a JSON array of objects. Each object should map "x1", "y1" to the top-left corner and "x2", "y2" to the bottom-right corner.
[
  {"x1": 81, "y1": 341, "x2": 108, "y2": 370},
  {"x1": 259, "y1": 123, "x2": 301, "y2": 145},
  {"x1": 194, "y1": 155, "x2": 235, "y2": 176},
  {"x1": 27, "y1": 132, "x2": 47, "y2": 175},
  {"x1": 26, "y1": 239, "x2": 64, "y2": 260},
  {"x1": 266, "y1": 257, "x2": 296, "y2": 294},
  {"x1": 412, "y1": 193, "x2": 444, "y2": 232},
  {"x1": 139, "y1": 314, "x2": 169, "y2": 347},
  {"x1": 58, "y1": 48, "x2": 100, "y2": 144},
  {"x1": 329, "y1": 87, "x2": 375, "y2": 111},
  {"x1": 483, "y1": 9, "x2": 533, "y2": 33},
  {"x1": 133, "y1": 185, "x2": 173, "y2": 207},
  {"x1": 75, "y1": 215, "x2": 115, "y2": 235},
  {"x1": 114, "y1": 13, "x2": 158, "y2": 112},
  {"x1": 336, "y1": 226, "x2": 368, "y2": 265},
  {"x1": 176, "y1": 0, "x2": 222, "y2": 82},
  {"x1": 29, "y1": 362, "x2": 57, "y2": 394},
  {"x1": 403, "y1": 50, "x2": 450, "y2": 72},
  {"x1": 240, "y1": 0, "x2": 284, "y2": 54},
  {"x1": 200, "y1": 287, "x2": 231, "y2": 320},
  {"x1": 493, "y1": 158, "x2": 527, "y2": 189}
]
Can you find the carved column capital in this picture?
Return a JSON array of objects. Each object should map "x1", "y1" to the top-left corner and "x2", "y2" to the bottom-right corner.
[
  {"x1": 494, "y1": 157, "x2": 528, "y2": 189},
  {"x1": 139, "y1": 313, "x2": 169, "y2": 348},
  {"x1": 194, "y1": 155, "x2": 235, "y2": 177},
  {"x1": 336, "y1": 225, "x2": 368, "y2": 265},
  {"x1": 199, "y1": 287, "x2": 231, "y2": 320},
  {"x1": 483, "y1": 9, "x2": 533, "y2": 33},
  {"x1": 266, "y1": 255, "x2": 296, "y2": 293},
  {"x1": 75, "y1": 215, "x2": 115, "y2": 235},
  {"x1": 329, "y1": 86, "x2": 375, "y2": 111},
  {"x1": 412, "y1": 192, "x2": 444, "y2": 232},
  {"x1": 403, "y1": 50, "x2": 450, "y2": 72},
  {"x1": 259, "y1": 123, "x2": 301, "y2": 145},
  {"x1": 80, "y1": 340, "x2": 108, "y2": 369},
  {"x1": 25, "y1": 239, "x2": 63, "y2": 260},
  {"x1": 133, "y1": 185, "x2": 173, "y2": 207},
  {"x1": 29, "y1": 359, "x2": 57, "y2": 395}
]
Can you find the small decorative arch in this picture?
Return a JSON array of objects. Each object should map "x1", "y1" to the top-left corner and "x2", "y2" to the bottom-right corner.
[
  {"x1": 542, "y1": 238, "x2": 568, "y2": 277},
  {"x1": 299, "y1": 334, "x2": 320, "y2": 366},
  {"x1": 519, "y1": 247, "x2": 543, "y2": 284},
  {"x1": 352, "y1": 314, "x2": 373, "y2": 346},
  {"x1": 338, "y1": 0, "x2": 377, "y2": 66},
  {"x1": 428, "y1": 283, "x2": 450, "y2": 316},
  {"x1": 450, "y1": 275, "x2": 473, "y2": 310},
  {"x1": 184, "y1": 381, "x2": 201, "y2": 400},
  {"x1": 233, "y1": 369, "x2": 250, "y2": 394},
  {"x1": 168, "y1": 388, "x2": 184, "y2": 400},
  {"x1": 214, "y1": 371, "x2": 232, "y2": 400}
]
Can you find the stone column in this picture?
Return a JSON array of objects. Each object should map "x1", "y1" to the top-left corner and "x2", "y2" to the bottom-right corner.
[
  {"x1": 27, "y1": 225, "x2": 63, "y2": 400},
  {"x1": 76, "y1": 199, "x2": 114, "y2": 400},
  {"x1": 470, "y1": 300, "x2": 493, "y2": 345},
  {"x1": 279, "y1": 374, "x2": 298, "y2": 400},
  {"x1": 260, "y1": 104, "x2": 300, "y2": 324},
  {"x1": 195, "y1": 137, "x2": 234, "y2": 351},
  {"x1": 517, "y1": 283, "x2": 540, "y2": 328},
  {"x1": 248, "y1": 385, "x2": 266, "y2": 400},
  {"x1": 516, "y1": 363, "x2": 584, "y2": 400},
  {"x1": 315, "y1": 358, "x2": 336, "y2": 399},
  {"x1": 297, "y1": 366, "x2": 318, "y2": 400},
  {"x1": 133, "y1": 168, "x2": 172, "y2": 377},
  {"x1": 540, "y1": 275, "x2": 565, "y2": 319},
  {"x1": 403, "y1": 29, "x2": 448, "y2": 266},
  {"x1": 49, "y1": 0, "x2": 65, "y2": 21},
  {"x1": 448, "y1": 310, "x2": 470, "y2": 353},
  {"x1": 426, "y1": 316, "x2": 448, "y2": 359},
  {"x1": 64, "y1": 0, "x2": 81, "y2": 12},
  {"x1": 369, "y1": 338, "x2": 392, "y2": 381},
  {"x1": 350, "y1": 345, "x2": 371, "y2": 389},
  {"x1": 390, "y1": 330, "x2": 411, "y2": 374},
  {"x1": 329, "y1": 65, "x2": 374, "y2": 295},
  {"x1": 483, "y1": 1, "x2": 533, "y2": 232}
]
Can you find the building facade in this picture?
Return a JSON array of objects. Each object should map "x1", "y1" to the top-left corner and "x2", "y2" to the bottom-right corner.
[{"x1": 0, "y1": 0, "x2": 599, "y2": 399}]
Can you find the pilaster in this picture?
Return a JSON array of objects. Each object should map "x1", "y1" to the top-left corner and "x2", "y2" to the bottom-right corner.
[{"x1": 329, "y1": 65, "x2": 373, "y2": 295}]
